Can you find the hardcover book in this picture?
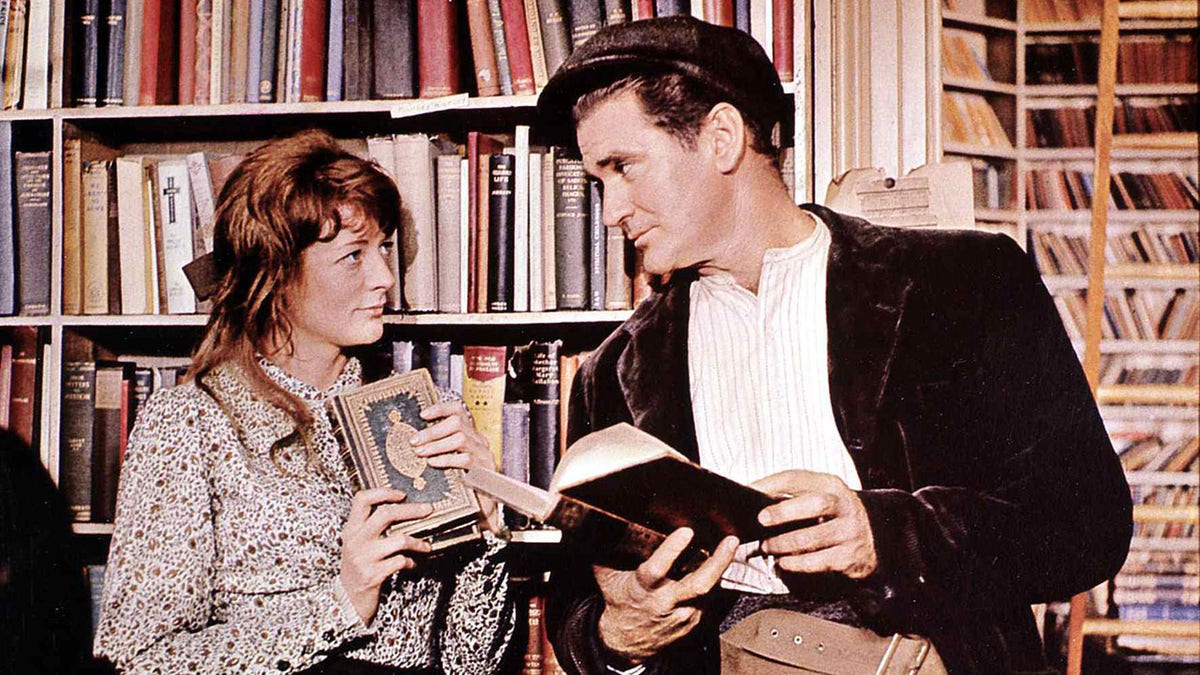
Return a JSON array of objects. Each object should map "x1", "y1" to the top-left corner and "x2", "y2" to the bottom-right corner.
[
  {"x1": 329, "y1": 369, "x2": 483, "y2": 550},
  {"x1": 466, "y1": 423, "x2": 799, "y2": 577}
]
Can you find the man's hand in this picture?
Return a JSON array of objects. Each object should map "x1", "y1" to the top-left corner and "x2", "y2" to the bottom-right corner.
[
  {"x1": 594, "y1": 529, "x2": 739, "y2": 663},
  {"x1": 751, "y1": 470, "x2": 878, "y2": 579}
]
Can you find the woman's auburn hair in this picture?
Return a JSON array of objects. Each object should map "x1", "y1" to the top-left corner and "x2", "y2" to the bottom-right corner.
[{"x1": 189, "y1": 129, "x2": 401, "y2": 439}]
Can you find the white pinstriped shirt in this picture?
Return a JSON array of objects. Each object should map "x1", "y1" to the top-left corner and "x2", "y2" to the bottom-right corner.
[{"x1": 688, "y1": 215, "x2": 861, "y2": 594}]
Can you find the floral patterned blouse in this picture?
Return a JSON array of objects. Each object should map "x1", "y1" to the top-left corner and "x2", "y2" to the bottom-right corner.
[{"x1": 94, "y1": 358, "x2": 515, "y2": 674}]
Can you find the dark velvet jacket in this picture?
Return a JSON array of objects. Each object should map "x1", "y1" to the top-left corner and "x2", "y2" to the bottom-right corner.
[{"x1": 546, "y1": 206, "x2": 1133, "y2": 675}]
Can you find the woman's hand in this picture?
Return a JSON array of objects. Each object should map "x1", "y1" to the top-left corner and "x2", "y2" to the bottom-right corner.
[
  {"x1": 340, "y1": 487, "x2": 434, "y2": 625},
  {"x1": 411, "y1": 401, "x2": 501, "y2": 532}
]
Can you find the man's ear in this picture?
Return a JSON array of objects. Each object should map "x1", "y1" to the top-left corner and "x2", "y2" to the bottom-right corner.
[{"x1": 703, "y1": 102, "x2": 748, "y2": 174}]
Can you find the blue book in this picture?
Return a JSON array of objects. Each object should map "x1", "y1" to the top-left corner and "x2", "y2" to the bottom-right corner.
[
  {"x1": 245, "y1": 0, "x2": 265, "y2": 102},
  {"x1": 587, "y1": 179, "x2": 605, "y2": 310},
  {"x1": 654, "y1": 0, "x2": 687, "y2": 16},
  {"x1": 259, "y1": 0, "x2": 281, "y2": 102},
  {"x1": 325, "y1": 0, "x2": 344, "y2": 101},
  {"x1": 0, "y1": 122, "x2": 13, "y2": 314}
]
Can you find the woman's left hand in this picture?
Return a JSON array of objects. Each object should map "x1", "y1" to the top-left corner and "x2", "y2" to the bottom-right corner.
[{"x1": 413, "y1": 401, "x2": 501, "y2": 533}]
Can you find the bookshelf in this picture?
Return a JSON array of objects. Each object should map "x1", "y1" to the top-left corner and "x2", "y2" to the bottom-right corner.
[{"x1": 940, "y1": 0, "x2": 1199, "y2": 668}]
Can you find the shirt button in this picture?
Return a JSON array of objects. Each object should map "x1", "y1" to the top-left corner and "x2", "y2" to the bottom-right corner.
[
  {"x1": 322, "y1": 630, "x2": 335, "y2": 642},
  {"x1": 276, "y1": 660, "x2": 290, "y2": 671}
]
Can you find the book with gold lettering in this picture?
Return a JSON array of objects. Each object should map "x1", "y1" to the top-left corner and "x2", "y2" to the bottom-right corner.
[{"x1": 329, "y1": 368, "x2": 483, "y2": 550}]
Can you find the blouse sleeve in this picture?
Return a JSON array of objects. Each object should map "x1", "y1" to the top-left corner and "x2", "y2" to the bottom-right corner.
[
  {"x1": 93, "y1": 387, "x2": 371, "y2": 674},
  {"x1": 439, "y1": 533, "x2": 518, "y2": 673}
]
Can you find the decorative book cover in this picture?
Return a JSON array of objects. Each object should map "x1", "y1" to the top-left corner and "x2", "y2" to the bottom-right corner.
[{"x1": 329, "y1": 368, "x2": 482, "y2": 549}]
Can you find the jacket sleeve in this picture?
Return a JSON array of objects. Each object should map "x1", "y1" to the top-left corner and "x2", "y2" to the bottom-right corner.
[
  {"x1": 93, "y1": 388, "x2": 370, "y2": 674},
  {"x1": 848, "y1": 233, "x2": 1133, "y2": 635}
]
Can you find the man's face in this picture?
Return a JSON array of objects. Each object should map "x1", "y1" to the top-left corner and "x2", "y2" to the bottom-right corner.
[{"x1": 576, "y1": 91, "x2": 727, "y2": 276}]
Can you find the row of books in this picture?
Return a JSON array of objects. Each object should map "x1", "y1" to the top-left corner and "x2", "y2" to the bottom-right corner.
[
  {"x1": 1024, "y1": 167, "x2": 1199, "y2": 211},
  {"x1": 1025, "y1": 34, "x2": 1198, "y2": 86},
  {"x1": 1025, "y1": 97, "x2": 1197, "y2": 148},
  {"x1": 0, "y1": 0, "x2": 54, "y2": 110},
  {"x1": 1130, "y1": 483, "x2": 1198, "y2": 541},
  {"x1": 1028, "y1": 224, "x2": 1199, "y2": 275},
  {"x1": 1052, "y1": 287, "x2": 1198, "y2": 342},
  {"x1": 1110, "y1": 420, "x2": 1198, "y2": 473},
  {"x1": 0, "y1": 124, "x2": 50, "y2": 317},
  {"x1": 942, "y1": 91, "x2": 1012, "y2": 148},
  {"x1": 940, "y1": 28, "x2": 994, "y2": 83},
  {"x1": 1022, "y1": 0, "x2": 1101, "y2": 24},
  {"x1": 67, "y1": 0, "x2": 798, "y2": 109},
  {"x1": 1112, "y1": 548, "x2": 1200, "y2": 652},
  {"x1": 966, "y1": 158, "x2": 1014, "y2": 210},
  {"x1": 1123, "y1": 468, "x2": 1199, "y2": 626},
  {"x1": 0, "y1": 326, "x2": 40, "y2": 449},
  {"x1": 1097, "y1": 353, "x2": 1198, "y2": 387}
]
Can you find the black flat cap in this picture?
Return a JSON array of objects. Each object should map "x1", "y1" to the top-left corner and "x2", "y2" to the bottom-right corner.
[{"x1": 537, "y1": 16, "x2": 789, "y2": 144}]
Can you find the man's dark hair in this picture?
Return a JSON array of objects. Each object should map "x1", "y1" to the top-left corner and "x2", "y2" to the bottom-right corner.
[{"x1": 573, "y1": 72, "x2": 781, "y2": 169}]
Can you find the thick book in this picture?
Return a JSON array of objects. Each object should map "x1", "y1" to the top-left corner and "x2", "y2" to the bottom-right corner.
[
  {"x1": 466, "y1": 423, "x2": 791, "y2": 576},
  {"x1": 8, "y1": 326, "x2": 39, "y2": 448},
  {"x1": 416, "y1": 0, "x2": 461, "y2": 98},
  {"x1": 487, "y1": 153, "x2": 516, "y2": 312},
  {"x1": 102, "y1": 0, "x2": 127, "y2": 105},
  {"x1": 61, "y1": 357, "x2": 97, "y2": 522},
  {"x1": 92, "y1": 361, "x2": 133, "y2": 523},
  {"x1": 497, "y1": 0, "x2": 535, "y2": 94},
  {"x1": 567, "y1": 0, "x2": 602, "y2": 49},
  {"x1": 534, "y1": 0, "x2": 569, "y2": 78},
  {"x1": 138, "y1": 0, "x2": 178, "y2": 104},
  {"x1": 0, "y1": 122, "x2": 13, "y2": 314},
  {"x1": 464, "y1": 0, "x2": 501, "y2": 96},
  {"x1": 329, "y1": 369, "x2": 483, "y2": 550},
  {"x1": 74, "y1": 0, "x2": 102, "y2": 106},
  {"x1": 372, "y1": 0, "x2": 416, "y2": 99},
  {"x1": 14, "y1": 151, "x2": 52, "y2": 316},
  {"x1": 552, "y1": 153, "x2": 588, "y2": 310}
]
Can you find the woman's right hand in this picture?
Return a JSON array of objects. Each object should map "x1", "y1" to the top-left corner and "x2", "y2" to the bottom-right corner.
[{"x1": 339, "y1": 487, "x2": 434, "y2": 625}]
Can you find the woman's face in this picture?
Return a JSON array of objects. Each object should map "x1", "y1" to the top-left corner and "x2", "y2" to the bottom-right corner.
[{"x1": 284, "y1": 205, "x2": 396, "y2": 355}]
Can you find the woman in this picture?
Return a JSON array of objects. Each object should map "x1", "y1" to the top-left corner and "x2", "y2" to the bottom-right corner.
[{"x1": 94, "y1": 130, "x2": 515, "y2": 674}]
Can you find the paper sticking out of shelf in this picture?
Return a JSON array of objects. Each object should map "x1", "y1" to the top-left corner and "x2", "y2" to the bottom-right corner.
[
  {"x1": 390, "y1": 94, "x2": 471, "y2": 119},
  {"x1": 824, "y1": 162, "x2": 976, "y2": 231}
]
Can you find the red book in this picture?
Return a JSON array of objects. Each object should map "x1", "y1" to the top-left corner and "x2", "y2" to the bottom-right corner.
[
  {"x1": 178, "y1": 0, "x2": 198, "y2": 104},
  {"x1": 772, "y1": 0, "x2": 794, "y2": 81},
  {"x1": 8, "y1": 327, "x2": 39, "y2": 448},
  {"x1": 464, "y1": 0, "x2": 501, "y2": 96},
  {"x1": 299, "y1": 0, "x2": 330, "y2": 101},
  {"x1": 703, "y1": 0, "x2": 732, "y2": 26},
  {"x1": 466, "y1": 132, "x2": 504, "y2": 312},
  {"x1": 633, "y1": 0, "x2": 654, "y2": 20},
  {"x1": 138, "y1": 0, "x2": 180, "y2": 105},
  {"x1": 498, "y1": 0, "x2": 536, "y2": 95},
  {"x1": 417, "y1": 0, "x2": 462, "y2": 98}
]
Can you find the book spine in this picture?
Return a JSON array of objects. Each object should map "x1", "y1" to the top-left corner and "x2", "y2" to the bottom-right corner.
[
  {"x1": 771, "y1": 0, "x2": 793, "y2": 81},
  {"x1": 485, "y1": 0, "x2": 514, "y2": 95},
  {"x1": 341, "y1": 0, "x2": 360, "y2": 99},
  {"x1": 702, "y1": 0, "x2": 731, "y2": 27},
  {"x1": 498, "y1": 0, "x2": 535, "y2": 94},
  {"x1": 522, "y1": 0, "x2": 548, "y2": 90},
  {"x1": 81, "y1": 160, "x2": 110, "y2": 315},
  {"x1": 540, "y1": 147, "x2": 556, "y2": 310},
  {"x1": 14, "y1": 151, "x2": 51, "y2": 316},
  {"x1": 2, "y1": 0, "x2": 26, "y2": 109},
  {"x1": 61, "y1": 360, "x2": 97, "y2": 521},
  {"x1": 528, "y1": 340, "x2": 560, "y2": 490},
  {"x1": 193, "y1": 0, "x2": 213, "y2": 104},
  {"x1": 8, "y1": 326, "x2": 38, "y2": 447},
  {"x1": 393, "y1": 135, "x2": 439, "y2": 311},
  {"x1": 465, "y1": 0, "x2": 500, "y2": 96},
  {"x1": 186, "y1": 153, "x2": 218, "y2": 254},
  {"x1": 76, "y1": 0, "x2": 102, "y2": 107},
  {"x1": 428, "y1": 341, "x2": 453, "y2": 390},
  {"x1": 144, "y1": 0, "x2": 178, "y2": 104},
  {"x1": 568, "y1": 0, "x2": 602, "y2": 49},
  {"x1": 417, "y1": 0, "x2": 461, "y2": 98},
  {"x1": 178, "y1": 0, "x2": 198, "y2": 104},
  {"x1": 0, "y1": 122, "x2": 12, "y2": 314},
  {"x1": 0, "y1": 345, "x2": 12, "y2": 429},
  {"x1": 298, "y1": 0, "x2": 327, "y2": 101},
  {"x1": 654, "y1": 0, "x2": 686, "y2": 16},
  {"x1": 732, "y1": 0, "x2": 747, "y2": 33},
  {"x1": 586, "y1": 179, "x2": 605, "y2": 311},
  {"x1": 553, "y1": 154, "x2": 588, "y2": 310},
  {"x1": 91, "y1": 363, "x2": 126, "y2": 523},
  {"x1": 501, "y1": 401, "x2": 531, "y2": 529},
  {"x1": 487, "y1": 154, "x2": 516, "y2": 313},
  {"x1": 245, "y1": 0, "x2": 265, "y2": 101},
  {"x1": 372, "y1": 0, "x2": 416, "y2": 98},
  {"x1": 527, "y1": 152, "x2": 543, "y2": 312},
  {"x1": 523, "y1": 594, "x2": 544, "y2": 674},
  {"x1": 436, "y1": 153, "x2": 464, "y2": 313},
  {"x1": 154, "y1": 160, "x2": 198, "y2": 314},
  {"x1": 604, "y1": 227, "x2": 630, "y2": 310},
  {"x1": 229, "y1": 0, "x2": 251, "y2": 103},
  {"x1": 115, "y1": 156, "x2": 150, "y2": 314},
  {"x1": 0, "y1": 1, "x2": 10, "y2": 109},
  {"x1": 324, "y1": 0, "x2": 342, "y2": 100},
  {"x1": 534, "y1": 0, "x2": 570, "y2": 77},
  {"x1": 104, "y1": 160, "x2": 123, "y2": 314},
  {"x1": 602, "y1": 0, "x2": 627, "y2": 25},
  {"x1": 20, "y1": 0, "x2": 50, "y2": 108},
  {"x1": 102, "y1": 0, "x2": 128, "y2": 105},
  {"x1": 632, "y1": 0, "x2": 653, "y2": 19},
  {"x1": 259, "y1": 0, "x2": 281, "y2": 101},
  {"x1": 463, "y1": 345, "x2": 507, "y2": 466}
]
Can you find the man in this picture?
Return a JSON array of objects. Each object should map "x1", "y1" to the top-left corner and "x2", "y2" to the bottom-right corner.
[{"x1": 536, "y1": 15, "x2": 1132, "y2": 675}]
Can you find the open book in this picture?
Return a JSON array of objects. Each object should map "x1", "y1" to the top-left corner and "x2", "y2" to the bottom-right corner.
[{"x1": 466, "y1": 423, "x2": 793, "y2": 576}]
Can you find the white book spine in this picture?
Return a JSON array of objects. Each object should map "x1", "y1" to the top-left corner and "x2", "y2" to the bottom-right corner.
[
  {"x1": 115, "y1": 156, "x2": 150, "y2": 314},
  {"x1": 527, "y1": 152, "x2": 543, "y2": 312},
  {"x1": 459, "y1": 158, "x2": 470, "y2": 314},
  {"x1": 211, "y1": 0, "x2": 228, "y2": 103},
  {"x1": 513, "y1": 126, "x2": 530, "y2": 312},
  {"x1": 393, "y1": 134, "x2": 439, "y2": 312},
  {"x1": 21, "y1": 0, "x2": 51, "y2": 109},
  {"x1": 81, "y1": 162, "x2": 110, "y2": 315},
  {"x1": 123, "y1": 0, "x2": 143, "y2": 106},
  {"x1": 155, "y1": 160, "x2": 197, "y2": 314},
  {"x1": 185, "y1": 152, "x2": 217, "y2": 253},
  {"x1": 541, "y1": 146, "x2": 556, "y2": 310},
  {"x1": 435, "y1": 152, "x2": 463, "y2": 313}
]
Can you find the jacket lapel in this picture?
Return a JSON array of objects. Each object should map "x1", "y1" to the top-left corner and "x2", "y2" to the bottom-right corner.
[
  {"x1": 616, "y1": 271, "x2": 702, "y2": 462},
  {"x1": 812, "y1": 205, "x2": 914, "y2": 479}
]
